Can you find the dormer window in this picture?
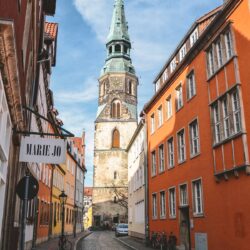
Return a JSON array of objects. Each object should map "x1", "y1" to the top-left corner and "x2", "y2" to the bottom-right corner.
[
  {"x1": 170, "y1": 57, "x2": 177, "y2": 73},
  {"x1": 179, "y1": 44, "x2": 186, "y2": 62},
  {"x1": 155, "y1": 79, "x2": 161, "y2": 92},
  {"x1": 190, "y1": 28, "x2": 199, "y2": 47},
  {"x1": 115, "y1": 44, "x2": 121, "y2": 53}
]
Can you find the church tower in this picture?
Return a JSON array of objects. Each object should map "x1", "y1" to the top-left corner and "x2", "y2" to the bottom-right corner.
[{"x1": 92, "y1": 0, "x2": 138, "y2": 227}]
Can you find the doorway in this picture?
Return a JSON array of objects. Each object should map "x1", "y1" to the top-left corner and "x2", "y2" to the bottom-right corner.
[
  {"x1": 94, "y1": 215, "x2": 101, "y2": 227},
  {"x1": 179, "y1": 206, "x2": 191, "y2": 250}
]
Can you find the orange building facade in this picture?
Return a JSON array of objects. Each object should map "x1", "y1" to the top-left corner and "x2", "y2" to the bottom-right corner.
[{"x1": 144, "y1": 1, "x2": 250, "y2": 250}]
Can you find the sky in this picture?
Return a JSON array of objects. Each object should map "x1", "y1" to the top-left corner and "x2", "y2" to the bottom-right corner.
[{"x1": 48, "y1": 0, "x2": 222, "y2": 187}]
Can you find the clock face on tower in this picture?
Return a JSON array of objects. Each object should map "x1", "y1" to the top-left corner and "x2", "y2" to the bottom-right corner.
[{"x1": 112, "y1": 77, "x2": 122, "y2": 90}]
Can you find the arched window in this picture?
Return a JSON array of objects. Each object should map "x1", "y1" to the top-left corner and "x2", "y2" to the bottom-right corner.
[
  {"x1": 128, "y1": 80, "x2": 133, "y2": 95},
  {"x1": 115, "y1": 44, "x2": 121, "y2": 53},
  {"x1": 112, "y1": 129, "x2": 120, "y2": 148},
  {"x1": 114, "y1": 171, "x2": 117, "y2": 180},
  {"x1": 111, "y1": 99, "x2": 121, "y2": 119}
]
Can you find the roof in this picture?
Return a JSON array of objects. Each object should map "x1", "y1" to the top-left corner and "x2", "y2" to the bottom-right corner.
[
  {"x1": 44, "y1": 22, "x2": 58, "y2": 40},
  {"x1": 84, "y1": 187, "x2": 93, "y2": 196}
]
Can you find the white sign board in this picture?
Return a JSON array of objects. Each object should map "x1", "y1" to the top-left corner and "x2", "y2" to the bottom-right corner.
[
  {"x1": 195, "y1": 233, "x2": 208, "y2": 250},
  {"x1": 19, "y1": 137, "x2": 66, "y2": 164}
]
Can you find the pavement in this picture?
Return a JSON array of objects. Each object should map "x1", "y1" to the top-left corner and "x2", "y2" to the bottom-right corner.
[
  {"x1": 76, "y1": 231, "x2": 155, "y2": 250},
  {"x1": 35, "y1": 231, "x2": 91, "y2": 250},
  {"x1": 115, "y1": 235, "x2": 155, "y2": 250}
]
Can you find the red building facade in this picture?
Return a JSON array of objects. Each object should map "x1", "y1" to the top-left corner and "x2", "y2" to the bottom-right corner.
[{"x1": 144, "y1": 1, "x2": 250, "y2": 249}]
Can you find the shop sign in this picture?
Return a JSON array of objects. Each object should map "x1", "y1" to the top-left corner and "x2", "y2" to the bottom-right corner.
[{"x1": 19, "y1": 136, "x2": 66, "y2": 164}]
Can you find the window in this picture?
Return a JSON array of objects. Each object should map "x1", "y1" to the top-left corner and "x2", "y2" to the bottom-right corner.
[
  {"x1": 151, "y1": 113, "x2": 155, "y2": 134},
  {"x1": 231, "y1": 91, "x2": 241, "y2": 133},
  {"x1": 160, "y1": 191, "x2": 166, "y2": 218},
  {"x1": 176, "y1": 85, "x2": 183, "y2": 110},
  {"x1": 111, "y1": 99, "x2": 121, "y2": 119},
  {"x1": 216, "y1": 39, "x2": 223, "y2": 68},
  {"x1": 166, "y1": 96, "x2": 172, "y2": 119},
  {"x1": 225, "y1": 31, "x2": 233, "y2": 60},
  {"x1": 155, "y1": 80, "x2": 160, "y2": 92},
  {"x1": 112, "y1": 129, "x2": 120, "y2": 148},
  {"x1": 187, "y1": 71, "x2": 196, "y2": 100},
  {"x1": 213, "y1": 103, "x2": 221, "y2": 143},
  {"x1": 158, "y1": 105, "x2": 163, "y2": 127},
  {"x1": 114, "y1": 171, "x2": 117, "y2": 180},
  {"x1": 190, "y1": 28, "x2": 199, "y2": 47},
  {"x1": 207, "y1": 47, "x2": 215, "y2": 76},
  {"x1": 177, "y1": 129, "x2": 186, "y2": 163},
  {"x1": 170, "y1": 57, "x2": 177, "y2": 73},
  {"x1": 163, "y1": 70, "x2": 168, "y2": 81},
  {"x1": 159, "y1": 144, "x2": 165, "y2": 173},
  {"x1": 109, "y1": 46, "x2": 112, "y2": 54},
  {"x1": 179, "y1": 44, "x2": 186, "y2": 61},
  {"x1": 222, "y1": 98, "x2": 230, "y2": 138},
  {"x1": 152, "y1": 193, "x2": 157, "y2": 219},
  {"x1": 167, "y1": 137, "x2": 174, "y2": 168},
  {"x1": 151, "y1": 151, "x2": 156, "y2": 177},
  {"x1": 115, "y1": 44, "x2": 121, "y2": 53},
  {"x1": 169, "y1": 188, "x2": 176, "y2": 218},
  {"x1": 128, "y1": 80, "x2": 133, "y2": 95},
  {"x1": 180, "y1": 184, "x2": 188, "y2": 206},
  {"x1": 189, "y1": 119, "x2": 200, "y2": 156},
  {"x1": 192, "y1": 179, "x2": 203, "y2": 215}
]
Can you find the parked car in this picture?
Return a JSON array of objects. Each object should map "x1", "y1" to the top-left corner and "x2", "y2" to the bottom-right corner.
[{"x1": 115, "y1": 223, "x2": 128, "y2": 237}]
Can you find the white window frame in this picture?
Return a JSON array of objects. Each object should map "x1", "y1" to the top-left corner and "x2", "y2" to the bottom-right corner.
[
  {"x1": 163, "y1": 70, "x2": 168, "y2": 82},
  {"x1": 152, "y1": 193, "x2": 157, "y2": 219},
  {"x1": 225, "y1": 30, "x2": 233, "y2": 60},
  {"x1": 192, "y1": 179, "x2": 204, "y2": 216},
  {"x1": 189, "y1": 119, "x2": 200, "y2": 157},
  {"x1": 213, "y1": 103, "x2": 221, "y2": 143},
  {"x1": 159, "y1": 144, "x2": 165, "y2": 173},
  {"x1": 166, "y1": 96, "x2": 172, "y2": 119},
  {"x1": 216, "y1": 39, "x2": 223, "y2": 68},
  {"x1": 170, "y1": 57, "x2": 177, "y2": 73},
  {"x1": 231, "y1": 91, "x2": 241, "y2": 134},
  {"x1": 167, "y1": 137, "x2": 174, "y2": 168},
  {"x1": 160, "y1": 191, "x2": 166, "y2": 218},
  {"x1": 179, "y1": 183, "x2": 188, "y2": 207},
  {"x1": 168, "y1": 187, "x2": 176, "y2": 218},
  {"x1": 207, "y1": 47, "x2": 215, "y2": 77},
  {"x1": 222, "y1": 98, "x2": 230, "y2": 138},
  {"x1": 190, "y1": 28, "x2": 199, "y2": 47},
  {"x1": 158, "y1": 105, "x2": 163, "y2": 127},
  {"x1": 179, "y1": 44, "x2": 187, "y2": 62},
  {"x1": 176, "y1": 84, "x2": 183, "y2": 111},
  {"x1": 156, "y1": 80, "x2": 161, "y2": 92},
  {"x1": 187, "y1": 71, "x2": 196, "y2": 100},
  {"x1": 151, "y1": 113, "x2": 155, "y2": 134},
  {"x1": 151, "y1": 151, "x2": 156, "y2": 177},
  {"x1": 177, "y1": 129, "x2": 186, "y2": 163}
]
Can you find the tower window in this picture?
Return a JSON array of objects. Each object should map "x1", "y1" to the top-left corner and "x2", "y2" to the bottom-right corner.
[
  {"x1": 112, "y1": 129, "x2": 120, "y2": 148},
  {"x1": 109, "y1": 46, "x2": 112, "y2": 54},
  {"x1": 114, "y1": 171, "x2": 117, "y2": 180},
  {"x1": 111, "y1": 99, "x2": 121, "y2": 119},
  {"x1": 100, "y1": 82, "x2": 106, "y2": 96},
  {"x1": 124, "y1": 46, "x2": 128, "y2": 54},
  {"x1": 115, "y1": 44, "x2": 121, "y2": 53},
  {"x1": 127, "y1": 80, "x2": 133, "y2": 95}
]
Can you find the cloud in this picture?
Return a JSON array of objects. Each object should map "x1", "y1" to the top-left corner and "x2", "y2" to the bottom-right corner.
[{"x1": 55, "y1": 77, "x2": 98, "y2": 104}]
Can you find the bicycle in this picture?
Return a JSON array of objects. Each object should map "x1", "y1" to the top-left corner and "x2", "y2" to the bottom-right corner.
[{"x1": 58, "y1": 234, "x2": 72, "y2": 250}]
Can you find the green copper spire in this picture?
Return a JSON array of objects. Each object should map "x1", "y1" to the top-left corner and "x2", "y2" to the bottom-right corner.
[
  {"x1": 107, "y1": 0, "x2": 130, "y2": 43},
  {"x1": 101, "y1": 0, "x2": 135, "y2": 76}
]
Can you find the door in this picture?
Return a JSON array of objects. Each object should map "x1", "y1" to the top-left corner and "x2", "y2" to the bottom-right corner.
[
  {"x1": 179, "y1": 206, "x2": 191, "y2": 250},
  {"x1": 94, "y1": 215, "x2": 101, "y2": 227}
]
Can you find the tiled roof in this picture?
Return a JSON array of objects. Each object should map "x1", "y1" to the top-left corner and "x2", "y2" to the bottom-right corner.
[
  {"x1": 44, "y1": 22, "x2": 58, "y2": 39},
  {"x1": 84, "y1": 187, "x2": 93, "y2": 196}
]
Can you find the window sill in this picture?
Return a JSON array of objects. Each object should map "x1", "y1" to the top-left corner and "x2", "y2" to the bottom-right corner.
[
  {"x1": 193, "y1": 213, "x2": 205, "y2": 218},
  {"x1": 159, "y1": 170, "x2": 165, "y2": 175},
  {"x1": 186, "y1": 94, "x2": 196, "y2": 103},
  {"x1": 152, "y1": 217, "x2": 158, "y2": 221},
  {"x1": 213, "y1": 131, "x2": 244, "y2": 148},
  {"x1": 160, "y1": 216, "x2": 166, "y2": 220},
  {"x1": 176, "y1": 105, "x2": 184, "y2": 113},
  {"x1": 190, "y1": 152, "x2": 200, "y2": 160},
  {"x1": 168, "y1": 166, "x2": 175, "y2": 170},
  {"x1": 207, "y1": 55, "x2": 236, "y2": 81},
  {"x1": 169, "y1": 216, "x2": 176, "y2": 220},
  {"x1": 178, "y1": 159, "x2": 186, "y2": 165},
  {"x1": 166, "y1": 115, "x2": 173, "y2": 121},
  {"x1": 151, "y1": 174, "x2": 157, "y2": 178}
]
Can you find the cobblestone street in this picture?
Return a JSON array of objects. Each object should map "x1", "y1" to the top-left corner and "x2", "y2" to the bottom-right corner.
[{"x1": 77, "y1": 231, "x2": 129, "y2": 250}]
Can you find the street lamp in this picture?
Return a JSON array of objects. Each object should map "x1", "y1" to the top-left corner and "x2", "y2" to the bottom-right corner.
[
  {"x1": 74, "y1": 204, "x2": 78, "y2": 238},
  {"x1": 59, "y1": 191, "x2": 67, "y2": 239},
  {"x1": 117, "y1": 213, "x2": 119, "y2": 224}
]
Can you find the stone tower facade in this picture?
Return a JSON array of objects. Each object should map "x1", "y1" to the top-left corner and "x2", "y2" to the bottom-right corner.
[{"x1": 92, "y1": 0, "x2": 138, "y2": 227}]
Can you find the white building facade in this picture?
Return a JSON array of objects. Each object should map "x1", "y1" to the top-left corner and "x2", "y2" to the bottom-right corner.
[{"x1": 127, "y1": 121, "x2": 147, "y2": 239}]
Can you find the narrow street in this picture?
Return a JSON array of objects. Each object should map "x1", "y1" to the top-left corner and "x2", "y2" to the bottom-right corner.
[{"x1": 77, "y1": 231, "x2": 129, "y2": 250}]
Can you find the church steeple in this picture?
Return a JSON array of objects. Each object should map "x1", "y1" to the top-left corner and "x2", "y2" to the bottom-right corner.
[{"x1": 101, "y1": 0, "x2": 135, "y2": 76}]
